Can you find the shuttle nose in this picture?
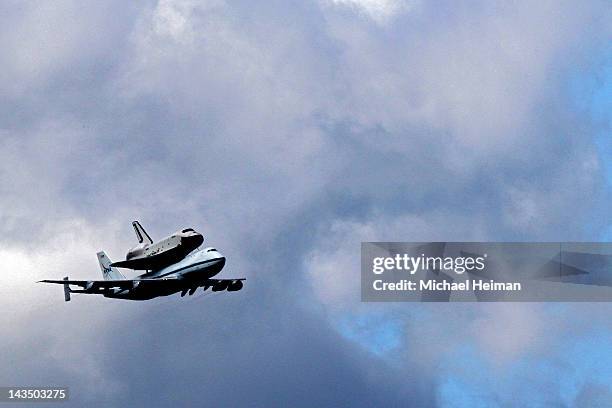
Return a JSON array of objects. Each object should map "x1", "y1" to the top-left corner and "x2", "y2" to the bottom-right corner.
[
  {"x1": 190, "y1": 233, "x2": 204, "y2": 247},
  {"x1": 182, "y1": 233, "x2": 204, "y2": 250}
]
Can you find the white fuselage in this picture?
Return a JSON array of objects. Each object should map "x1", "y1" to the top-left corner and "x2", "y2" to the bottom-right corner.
[{"x1": 138, "y1": 247, "x2": 226, "y2": 281}]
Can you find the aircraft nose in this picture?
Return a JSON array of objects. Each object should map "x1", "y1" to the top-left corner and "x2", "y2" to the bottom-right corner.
[{"x1": 208, "y1": 256, "x2": 225, "y2": 276}]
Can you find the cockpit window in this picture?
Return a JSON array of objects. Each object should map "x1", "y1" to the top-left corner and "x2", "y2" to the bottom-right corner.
[
  {"x1": 207, "y1": 248, "x2": 217, "y2": 252},
  {"x1": 182, "y1": 228, "x2": 195, "y2": 233}
]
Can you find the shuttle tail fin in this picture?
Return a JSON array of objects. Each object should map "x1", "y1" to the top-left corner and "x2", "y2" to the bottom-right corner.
[
  {"x1": 132, "y1": 221, "x2": 153, "y2": 244},
  {"x1": 97, "y1": 252, "x2": 126, "y2": 280}
]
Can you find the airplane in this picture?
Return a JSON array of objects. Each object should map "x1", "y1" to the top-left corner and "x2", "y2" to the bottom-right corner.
[{"x1": 39, "y1": 221, "x2": 244, "y2": 301}]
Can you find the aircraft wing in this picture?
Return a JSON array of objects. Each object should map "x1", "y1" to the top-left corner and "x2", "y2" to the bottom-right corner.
[
  {"x1": 39, "y1": 277, "x2": 178, "y2": 291},
  {"x1": 40, "y1": 276, "x2": 246, "y2": 300}
]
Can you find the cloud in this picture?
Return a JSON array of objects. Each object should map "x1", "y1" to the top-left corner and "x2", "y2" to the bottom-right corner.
[
  {"x1": 325, "y1": 0, "x2": 418, "y2": 23},
  {"x1": 574, "y1": 383, "x2": 612, "y2": 408},
  {"x1": 0, "y1": 0, "x2": 611, "y2": 406},
  {"x1": 304, "y1": 215, "x2": 488, "y2": 310}
]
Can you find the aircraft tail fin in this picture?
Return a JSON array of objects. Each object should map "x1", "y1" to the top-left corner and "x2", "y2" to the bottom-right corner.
[
  {"x1": 97, "y1": 251, "x2": 126, "y2": 280},
  {"x1": 132, "y1": 221, "x2": 153, "y2": 244}
]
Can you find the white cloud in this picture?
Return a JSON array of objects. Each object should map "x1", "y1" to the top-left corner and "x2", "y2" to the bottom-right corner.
[
  {"x1": 469, "y1": 303, "x2": 543, "y2": 364},
  {"x1": 0, "y1": 1, "x2": 132, "y2": 96},
  {"x1": 327, "y1": 0, "x2": 417, "y2": 23},
  {"x1": 304, "y1": 214, "x2": 488, "y2": 310}
]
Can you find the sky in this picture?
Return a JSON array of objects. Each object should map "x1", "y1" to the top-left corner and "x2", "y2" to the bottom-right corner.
[{"x1": 0, "y1": 0, "x2": 611, "y2": 406}]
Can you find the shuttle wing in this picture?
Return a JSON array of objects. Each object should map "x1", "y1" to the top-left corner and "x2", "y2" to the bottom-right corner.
[{"x1": 110, "y1": 255, "x2": 176, "y2": 270}]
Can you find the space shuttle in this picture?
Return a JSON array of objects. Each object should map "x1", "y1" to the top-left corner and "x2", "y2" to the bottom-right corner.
[{"x1": 110, "y1": 221, "x2": 204, "y2": 270}]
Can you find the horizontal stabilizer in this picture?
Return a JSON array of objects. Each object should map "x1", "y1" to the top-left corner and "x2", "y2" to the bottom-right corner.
[{"x1": 63, "y1": 276, "x2": 71, "y2": 302}]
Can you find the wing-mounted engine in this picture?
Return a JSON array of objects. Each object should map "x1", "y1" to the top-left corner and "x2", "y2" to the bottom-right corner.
[
  {"x1": 110, "y1": 221, "x2": 204, "y2": 270},
  {"x1": 198, "y1": 279, "x2": 245, "y2": 294}
]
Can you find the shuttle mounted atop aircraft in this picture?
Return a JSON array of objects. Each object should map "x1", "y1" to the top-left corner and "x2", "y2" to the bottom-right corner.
[
  {"x1": 111, "y1": 221, "x2": 204, "y2": 270},
  {"x1": 40, "y1": 221, "x2": 244, "y2": 302}
]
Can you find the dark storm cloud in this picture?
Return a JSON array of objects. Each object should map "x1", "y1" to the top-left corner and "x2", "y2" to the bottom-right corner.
[
  {"x1": 95, "y1": 291, "x2": 433, "y2": 407},
  {"x1": 0, "y1": 0, "x2": 611, "y2": 407},
  {"x1": 0, "y1": 284, "x2": 432, "y2": 407}
]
